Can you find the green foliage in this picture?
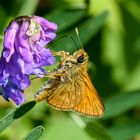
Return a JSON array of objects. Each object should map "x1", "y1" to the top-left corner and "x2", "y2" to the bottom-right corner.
[
  {"x1": 108, "y1": 119, "x2": 140, "y2": 140},
  {"x1": 85, "y1": 122, "x2": 112, "y2": 140},
  {"x1": 41, "y1": 114, "x2": 92, "y2": 140},
  {"x1": 104, "y1": 90, "x2": 140, "y2": 119},
  {"x1": 0, "y1": 0, "x2": 140, "y2": 140},
  {"x1": 46, "y1": 8, "x2": 86, "y2": 32},
  {"x1": 16, "y1": 0, "x2": 39, "y2": 16},
  {"x1": 24, "y1": 126, "x2": 44, "y2": 140},
  {"x1": 0, "y1": 101, "x2": 36, "y2": 133},
  {"x1": 51, "y1": 10, "x2": 109, "y2": 52}
]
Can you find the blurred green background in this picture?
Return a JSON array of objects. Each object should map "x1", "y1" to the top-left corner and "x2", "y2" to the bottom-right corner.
[{"x1": 0, "y1": 0, "x2": 140, "y2": 140}]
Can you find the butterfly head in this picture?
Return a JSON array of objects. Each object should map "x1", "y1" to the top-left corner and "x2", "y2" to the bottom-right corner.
[
  {"x1": 74, "y1": 49, "x2": 88, "y2": 64},
  {"x1": 59, "y1": 49, "x2": 88, "y2": 73}
]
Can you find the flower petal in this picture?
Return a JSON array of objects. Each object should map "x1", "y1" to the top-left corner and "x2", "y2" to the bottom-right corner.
[
  {"x1": 19, "y1": 47, "x2": 33, "y2": 63},
  {"x1": 0, "y1": 81, "x2": 25, "y2": 105},
  {"x1": 33, "y1": 48, "x2": 55, "y2": 67},
  {"x1": 34, "y1": 16, "x2": 57, "y2": 31},
  {"x1": 3, "y1": 22, "x2": 19, "y2": 62},
  {"x1": 17, "y1": 57, "x2": 33, "y2": 75},
  {"x1": 9, "y1": 74, "x2": 30, "y2": 90},
  {"x1": 18, "y1": 21, "x2": 30, "y2": 48},
  {"x1": 33, "y1": 67, "x2": 46, "y2": 78}
]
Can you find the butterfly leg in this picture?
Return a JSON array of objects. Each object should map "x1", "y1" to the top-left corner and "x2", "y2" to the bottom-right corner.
[
  {"x1": 44, "y1": 72, "x2": 66, "y2": 79},
  {"x1": 53, "y1": 51, "x2": 69, "y2": 60}
]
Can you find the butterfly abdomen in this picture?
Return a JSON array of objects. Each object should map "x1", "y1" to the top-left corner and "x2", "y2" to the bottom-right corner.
[
  {"x1": 35, "y1": 88, "x2": 49, "y2": 102},
  {"x1": 35, "y1": 80, "x2": 52, "y2": 102}
]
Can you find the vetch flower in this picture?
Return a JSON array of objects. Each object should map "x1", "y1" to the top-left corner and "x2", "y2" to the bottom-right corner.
[{"x1": 0, "y1": 16, "x2": 57, "y2": 105}]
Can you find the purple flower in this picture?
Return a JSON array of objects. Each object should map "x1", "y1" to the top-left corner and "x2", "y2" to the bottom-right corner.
[{"x1": 0, "y1": 16, "x2": 57, "y2": 105}]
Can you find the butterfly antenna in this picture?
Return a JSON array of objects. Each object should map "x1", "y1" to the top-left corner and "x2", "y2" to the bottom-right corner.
[
  {"x1": 75, "y1": 27, "x2": 83, "y2": 49},
  {"x1": 48, "y1": 35, "x2": 68, "y2": 48},
  {"x1": 48, "y1": 35, "x2": 79, "y2": 51},
  {"x1": 68, "y1": 35, "x2": 79, "y2": 50}
]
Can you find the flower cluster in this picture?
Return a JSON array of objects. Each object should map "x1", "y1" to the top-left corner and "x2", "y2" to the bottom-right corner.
[{"x1": 0, "y1": 16, "x2": 57, "y2": 105}]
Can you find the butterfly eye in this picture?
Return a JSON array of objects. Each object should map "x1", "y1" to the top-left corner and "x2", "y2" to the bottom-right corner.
[{"x1": 77, "y1": 54, "x2": 85, "y2": 63}]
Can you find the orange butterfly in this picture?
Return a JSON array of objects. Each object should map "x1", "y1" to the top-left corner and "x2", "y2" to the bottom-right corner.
[{"x1": 35, "y1": 48, "x2": 104, "y2": 117}]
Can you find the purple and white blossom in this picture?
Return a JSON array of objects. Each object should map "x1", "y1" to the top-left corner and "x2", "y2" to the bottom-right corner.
[{"x1": 0, "y1": 16, "x2": 57, "y2": 105}]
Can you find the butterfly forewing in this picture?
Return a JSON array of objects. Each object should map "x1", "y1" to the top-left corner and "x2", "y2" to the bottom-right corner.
[{"x1": 73, "y1": 73, "x2": 104, "y2": 117}]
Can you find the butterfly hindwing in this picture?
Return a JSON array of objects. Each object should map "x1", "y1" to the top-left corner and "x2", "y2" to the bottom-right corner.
[{"x1": 36, "y1": 77, "x2": 84, "y2": 110}]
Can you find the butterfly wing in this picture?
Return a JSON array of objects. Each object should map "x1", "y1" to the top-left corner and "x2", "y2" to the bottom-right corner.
[
  {"x1": 35, "y1": 78, "x2": 84, "y2": 110},
  {"x1": 73, "y1": 73, "x2": 104, "y2": 117}
]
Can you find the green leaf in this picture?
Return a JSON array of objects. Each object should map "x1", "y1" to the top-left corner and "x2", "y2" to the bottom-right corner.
[
  {"x1": 52, "y1": 11, "x2": 109, "y2": 52},
  {"x1": 103, "y1": 90, "x2": 140, "y2": 119},
  {"x1": 108, "y1": 119, "x2": 140, "y2": 140},
  {"x1": 41, "y1": 113, "x2": 93, "y2": 140},
  {"x1": 0, "y1": 101, "x2": 36, "y2": 133},
  {"x1": 75, "y1": 11, "x2": 109, "y2": 45},
  {"x1": 17, "y1": 0, "x2": 39, "y2": 16},
  {"x1": 24, "y1": 126, "x2": 44, "y2": 140},
  {"x1": 85, "y1": 122, "x2": 113, "y2": 140},
  {"x1": 45, "y1": 8, "x2": 86, "y2": 32}
]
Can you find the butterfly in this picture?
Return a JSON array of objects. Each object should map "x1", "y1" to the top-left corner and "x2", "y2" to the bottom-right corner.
[{"x1": 35, "y1": 48, "x2": 104, "y2": 117}]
